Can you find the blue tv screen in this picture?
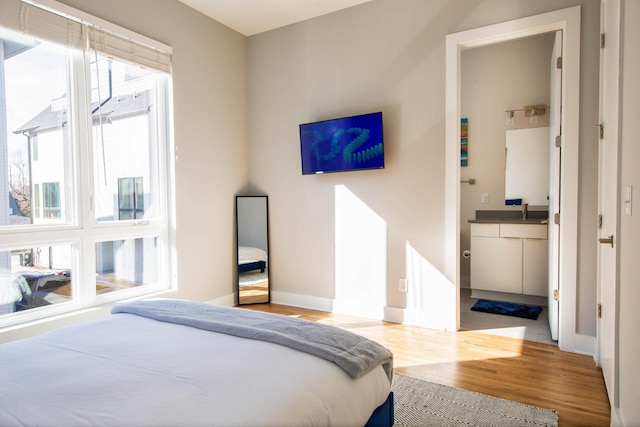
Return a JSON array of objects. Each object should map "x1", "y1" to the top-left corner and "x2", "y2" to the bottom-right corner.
[{"x1": 299, "y1": 111, "x2": 384, "y2": 175}]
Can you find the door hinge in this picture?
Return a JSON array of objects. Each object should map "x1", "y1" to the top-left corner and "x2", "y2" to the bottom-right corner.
[
  {"x1": 597, "y1": 123, "x2": 604, "y2": 139},
  {"x1": 601, "y1": 33, "x2": 606, "y2": 49},
  {"x1": 556, "y1": 56, "x2": 563, "y2": 69},
  {"x1": 555, "y1": 135, "x2": 561, "y2": 148},
  {"x1": 554, "y1": 212, "x2": 560, "y2": 225},
  {"x1": 598, "y1": 214, "x2": 603, "y2": 229},
  {"x1": 553, "y1": 289, "x2": 560, "y2": 301},
  {"x1": 598, "y1": 303, "x2": 602, "y2": 318}
]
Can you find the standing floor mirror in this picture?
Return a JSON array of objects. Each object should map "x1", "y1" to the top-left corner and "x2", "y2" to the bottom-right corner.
[{"x1": 236, "y1": 196, "x2": 270, "y2": 305}]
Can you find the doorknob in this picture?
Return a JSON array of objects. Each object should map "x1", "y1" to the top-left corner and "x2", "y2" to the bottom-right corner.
[{"x1": 599, "y1": 235, "x2": 614, "y2": 248}]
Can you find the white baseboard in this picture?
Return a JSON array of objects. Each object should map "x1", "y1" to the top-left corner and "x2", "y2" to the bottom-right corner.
[
  {"x1": 205, "y1": 293, "x2": 235, "y2": 307},
  {"x1": 333, "y1": 299, "x2": 387, "y2": 320},
  {"x1": 205, "y1": 291, "x2": 334, "y2": 312},
  {"x1": 384, "y1": 306, "x2": 405, "y2": 324},
  {"x1": 610, "y1": 405, "x2": 622, "y2": 427},
  {"x1": 389, "y1": 305, "x2": 453, "y2": 330},
  {"x1": 257, "y1": 291, "x2": 407, "y2": 325},
  {"x1": 270, "y1": 292, "x2": 407, "y2": 324},
  {"x1": 205, "y1": 291, "x2": 422, "y2": 327},
  {"x1": 558, "y1": 333, "x2": 596, "y2": 359},
  {"x1": 270, "y1": 291, "x2": 334, "y2": 313}
]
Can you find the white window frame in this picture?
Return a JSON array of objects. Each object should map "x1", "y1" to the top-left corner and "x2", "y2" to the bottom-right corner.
[{"x1": 0, "y1": 0, "x2": 175, "y2": 328}]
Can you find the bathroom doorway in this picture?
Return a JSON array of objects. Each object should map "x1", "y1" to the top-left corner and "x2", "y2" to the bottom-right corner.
[
  {"x1": 458, "y1": 34, "x2": 557, "y2": 345},
  {"x1": 445, "y1": 7, "x2": 585, "y2": 352}
]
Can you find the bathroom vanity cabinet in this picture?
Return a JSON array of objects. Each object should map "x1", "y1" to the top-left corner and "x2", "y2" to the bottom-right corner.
[{"x1": 470, "y1": 222, "x2": 548, "y2": 297}]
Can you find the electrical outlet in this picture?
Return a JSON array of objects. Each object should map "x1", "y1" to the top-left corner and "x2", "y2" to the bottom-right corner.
[
  {"x1": 398, "y1": 278, "x2": 408, "y2": 293},
  {"x1": 481, "y1": 193, "x2": 489, "y2": 204}
]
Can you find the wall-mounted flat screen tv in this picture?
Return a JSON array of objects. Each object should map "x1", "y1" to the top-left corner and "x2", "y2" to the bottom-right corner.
[{"x1": 299, "y1": 111, "x2": 384, "y2": 175}]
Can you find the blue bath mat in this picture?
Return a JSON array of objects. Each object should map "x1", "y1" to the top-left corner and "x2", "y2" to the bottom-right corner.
[{"x1": 470, "y1": 299, "x2": 543, "y2": 320}]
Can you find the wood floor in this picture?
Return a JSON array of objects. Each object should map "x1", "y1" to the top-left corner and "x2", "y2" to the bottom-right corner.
[{"x1": 244, "y1": 303, "x2": 610, "y2": 427}]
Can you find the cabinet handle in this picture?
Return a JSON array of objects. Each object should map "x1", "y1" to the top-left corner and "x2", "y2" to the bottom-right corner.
[{"x1": 598, "y1": 235, "x2": 614, "y2": 248}]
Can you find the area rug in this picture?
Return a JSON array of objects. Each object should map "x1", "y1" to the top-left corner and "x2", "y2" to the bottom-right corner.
[
  {"x1": 470, "y1": 299, "x2": 543, "y2": 320},
  {"x1": 392, "y1": 373, "x2": 558, "y2": 427}
]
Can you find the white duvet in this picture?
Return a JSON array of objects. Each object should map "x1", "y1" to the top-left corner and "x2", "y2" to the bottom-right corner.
[
  {"x1": 238, "y1": 246, "x2": 268, "y2": 264},
  {"x1": 0, "y1": 313, "x2": 390, "y2": 426}
]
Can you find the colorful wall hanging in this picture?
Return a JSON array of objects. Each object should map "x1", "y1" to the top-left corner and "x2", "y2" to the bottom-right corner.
[{"x1": 460, "y1": 118, "x2": 468, "y2": 167}]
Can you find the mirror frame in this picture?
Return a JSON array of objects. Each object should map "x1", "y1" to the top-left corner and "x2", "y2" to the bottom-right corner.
[{"x1": 235, "y1": 195, "x2": 270, "y2": 305}]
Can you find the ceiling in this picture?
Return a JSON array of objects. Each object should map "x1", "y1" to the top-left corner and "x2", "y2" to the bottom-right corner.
[{"x1": 177, "y1": 0, "x2": 374, "y2": 36}]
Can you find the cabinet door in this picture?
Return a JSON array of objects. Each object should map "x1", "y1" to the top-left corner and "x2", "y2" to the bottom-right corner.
[
  {"x1": 523, "y1": 238, "x2": 549, "y2": 296},
  {"x1": 470, "y1": 237, "x2": 522, "y2": 293},
  {"x1": 470, "y1": 223, "x2": 500, "y2": 237}
]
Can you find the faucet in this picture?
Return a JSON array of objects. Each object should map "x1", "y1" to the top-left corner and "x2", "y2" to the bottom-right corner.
[{"x1": 522, "y1": 203, "x2": 528, "y2": 220}]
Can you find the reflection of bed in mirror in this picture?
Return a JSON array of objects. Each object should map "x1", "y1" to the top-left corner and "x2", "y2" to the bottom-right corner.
[
  {"x1": 238, "y1": 245, "x2": 267, "y2": 273},
  {"x1": 238, "y1": 245, "x2": 269, "y2": 304}
]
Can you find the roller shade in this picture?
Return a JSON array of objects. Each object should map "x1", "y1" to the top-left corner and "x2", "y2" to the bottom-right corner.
[
  {"x1": 88, "y1": 26, "x2": 171, "y2": 74},
  {"x1": 0, "y1": 0, "x2": 84, "y2": 50},
  {"x1": 0, "y1": 0, "x2": 171, "y2": 74}
]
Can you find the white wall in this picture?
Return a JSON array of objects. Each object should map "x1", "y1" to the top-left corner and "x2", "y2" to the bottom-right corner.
[
  {"x1": 618, "y1": 0, "x2": 640, "y2": 424},
  {"x1": 248, "y1": 0, "x2": 600, "y2": 332},
  {"x1": 58, "y1": 0, "x2": 250, "y2": 302},
  {"x1": 459, "y1": 34, "x2": 554, "y2": 289}
]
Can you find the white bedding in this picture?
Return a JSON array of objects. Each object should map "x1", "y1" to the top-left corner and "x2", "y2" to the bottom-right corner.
[
  {"x1": 238, "y1": 245, "x2": 268, "y2": 264},
  {"x1": 0, "y1": 312, "x2": 390, "y2": 426}
]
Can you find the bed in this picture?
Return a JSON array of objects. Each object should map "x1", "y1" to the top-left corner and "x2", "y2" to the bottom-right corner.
[
  {"x1": 238, "y1": 245, "x2": 268, "y2": 273},
  {"x1": 0, "y1": 300, "x2": 394, "y2": 426}
]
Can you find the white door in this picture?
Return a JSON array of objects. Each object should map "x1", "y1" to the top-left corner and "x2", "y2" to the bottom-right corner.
[
  {"x1": 597, "y1": 0, "x2": 621, "y2": 407},
  {"x1": 548, "y1": 31, "x2": 562, "y2": 341}
]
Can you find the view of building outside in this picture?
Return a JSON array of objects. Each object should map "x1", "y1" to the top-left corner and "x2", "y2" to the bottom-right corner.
[
  {"x1": 1, "y1": 27, "x2": 164, "y2": 316},
  {"x1": 2, "y1": 34, "x2": 67, "y2": 226}
]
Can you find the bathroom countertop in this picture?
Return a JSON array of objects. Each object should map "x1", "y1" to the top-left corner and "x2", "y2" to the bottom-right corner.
[
  {"x1": 468, "y1": 209, "x2": 549, "y2": 225},
  {"x1": 468, "y1": 218, "x2": 548, "y2": 224}
]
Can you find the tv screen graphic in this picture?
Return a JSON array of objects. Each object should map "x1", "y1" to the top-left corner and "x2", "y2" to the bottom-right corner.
[{"x1": 299, "y1": 111, "x2": 384, "y2": 175}]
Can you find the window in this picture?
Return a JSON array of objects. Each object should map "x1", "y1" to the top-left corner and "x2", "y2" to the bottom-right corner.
[
  {"x1": 118, "y1": 177, "x2": 144, "y2": 220},
  {"x1": 42, "y1": 182, "x2": 60, "y2": 219},
  {"x1": 92, "y1": 56, "x2": 160, "y2": 223},
  {"x1": 96, "y1": 237, "x2": 160, "y2": 295},
  {"x1": 0, "y1": 0, "x2": 174, "y2": 325}
]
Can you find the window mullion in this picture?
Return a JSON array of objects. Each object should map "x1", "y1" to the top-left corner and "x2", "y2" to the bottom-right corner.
[
  {"x1": 69, "y1": 38, "x2": 95, "y2": 304},
  {"x1": 156, "y1": 76, "x2": 173, "y2": 229}
]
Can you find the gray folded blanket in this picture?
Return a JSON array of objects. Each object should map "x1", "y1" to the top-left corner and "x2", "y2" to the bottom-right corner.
[{"x1": 112, "y1": 300, "x2": 393, "y2": 382}]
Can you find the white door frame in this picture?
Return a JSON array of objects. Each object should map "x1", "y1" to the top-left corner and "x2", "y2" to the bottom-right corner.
[
  {"x1": 596, "y1": 0, "x2": 621, "y2": 409},
  {"x1": 548, "y1": 30, "x2": 563, "y2": 342},
  {"x1": 445, "y1": 6, "x2": 593, "y2": 354}
]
